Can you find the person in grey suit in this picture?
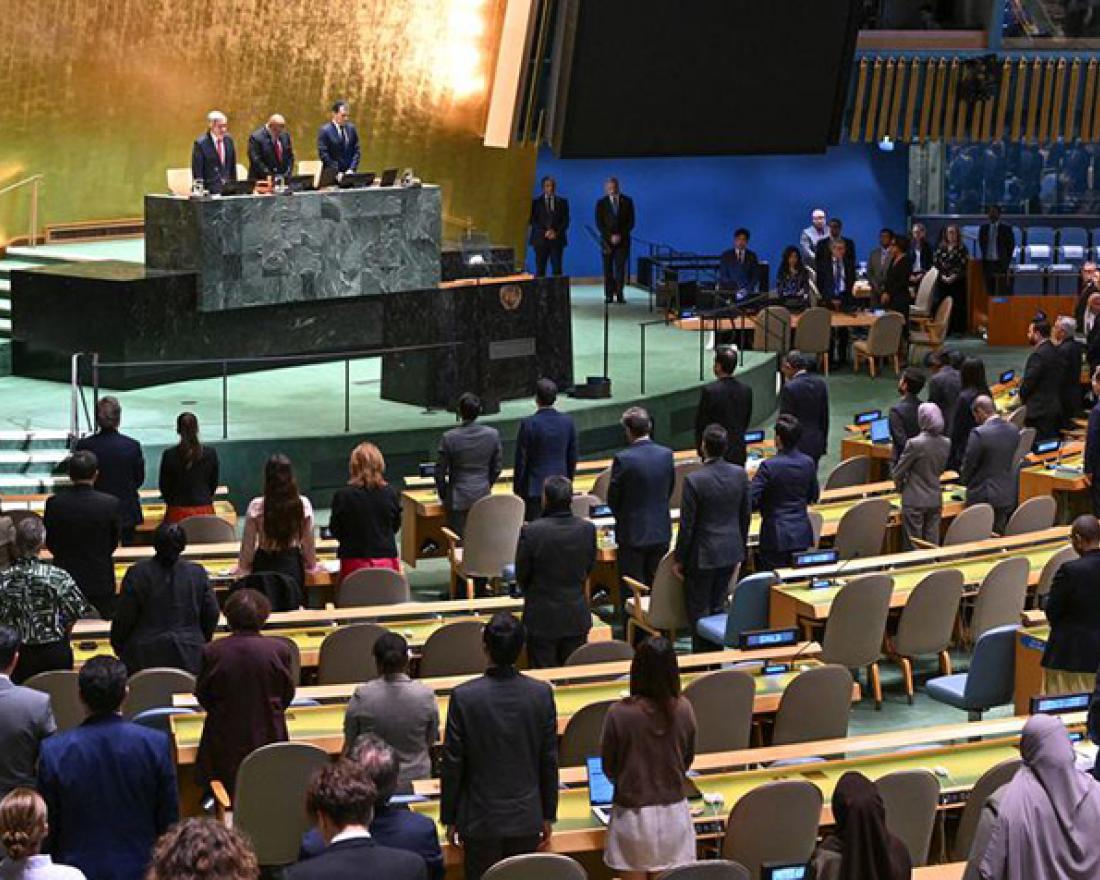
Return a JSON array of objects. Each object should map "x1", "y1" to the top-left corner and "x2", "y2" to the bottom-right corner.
[
  {"x1": 435, "y1": 393, "x2": 503, "y2": 535},
  {"x1": 0, "y1": 627, "x2": 56, "y2": 799},
  {"x1": 959, "y1": 395, "x2": 1020, "y2": 533},
  {"x1": 892, "y1": 403, "x2": 951, "y2": 547},
  {"x1": 517, "y1": 476, "x2": 597, "y2": 668},
  {"x1": 673, "y1": 425, "x2": 751, "y2": 650}
]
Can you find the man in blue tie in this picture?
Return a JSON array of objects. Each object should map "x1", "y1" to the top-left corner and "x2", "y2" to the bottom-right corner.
[
  {"x1": 821, "y1": 238, "x2": 854, "y2": 366},
  {"x1": 318, "y1": 100, "x2": 362, "y2": 177}
]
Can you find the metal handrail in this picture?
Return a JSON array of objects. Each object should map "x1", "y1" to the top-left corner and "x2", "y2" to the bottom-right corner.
[{"x1": 0, "y1": 174, "x2": 44, "y2": 247}]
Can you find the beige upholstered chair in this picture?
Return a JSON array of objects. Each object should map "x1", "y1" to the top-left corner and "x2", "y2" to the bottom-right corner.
[
  {"x1": 123, "y1": 668, "x2": 196, "y2": 718},
  {"x1": 909, "y1": 267, "x2": 939, "y2": 319},
  {"x1": 751, "y1": 306, "x2": 792, "y2": 353},
  {"x1": 235, "y1": 163, "x2": 248, "y2": 182},
  {"x1": 808, "y1": 510, "x2": 824, "y2": 548},
  {"x1": 1011, "y1": 427, "x2": 1037, "y2": 471},
  {"x1": 771, "y1": 664, "x2": 853, "y2": 745},
  {"x1": 418, "y1": 620, "x2": 487, "y2": 678},
  {"x1": 590, "y1": 467, "x2": 612, "y2": 502},
  {"x1": 683, "y1": 670, "x2": 755, "y2": 753},
  {"x1": 316, "y1": 623, "x2": 386, "y2": 685},
  {"x1": 670, "y1": 459, "x2": 703, "y2": 509},
  {"x1": 721, "y1": 780, "x2": 823, "y2": 876},
  {"x1": 483, "y1": 853, "x2": 588, "y2": 880},
  {"x1": 909, "y1": 296, "x2": 952, "y2": 361},
  {"x1": 442, "y1": 494, "x2": 524, "y2": 598},
  {"x1": 853, "y1": 311, "x2": 905, "y2": 377},
  {"x1": 657, "y1": 862, "x2": 750, "y2": 880},
  {"x1": 178, "y1": 515, "x2": 236, "y2": 544},
  {"x1": 971, "y1": 556, "x2": 1029, "y2": 641},
  {"x1": 1007, "y1": 405, "x2": 1028, "y2": 430},
  {"x1": 297, "y1": 159, "x2": 323, "y2": 187},
  {"x1": 819, "y1": 574, "x2": 894, "y2": 707},
  {"x1": 823, "y1": 455, "x2": 871, "y2": 490},
  {"x1": 950, "y1": 759, "x2": 1021, "y2": 860},
  {"x1": 166, "y1": 167, "x2": 193, "y2": 196},
  {"x1": 887, "y1": 569, "x2": 964, "y2": 703},
  {"x1": 570, "y1": 493, "x2": 602, "y2": 518},
  {"x1": 623, "y1": 551, "x2": 689, "y2": 643},
  {"x1": 272, "y1": 636, "x2": 302, "y2": 686},
  {"x1": 793, "y1": 307, "x2": 833, "y2": 374},
  {"x1": 1004, "y1": 495, "x2": 1056, "y2": 536},
  {"x1": 833, "y1": 497, "x2": 891, "y2": 559},
  {"x1": 1035, "y1": 544, "x2": 1077, "y2": 607},
  {"x1": 558, "y1": 700, "x2": 614, "y2": 766},
  {"x1": 564, "y1": 640, "x2": 634, "y2": 666},
  {"x1": 25, "y1": 670, "x2": 84, "y2": 731},
  {"x1": 335, "y1": 568, "x2": 410, "y2": 607},
  {"x1": 877, "y1": 769, "x2": 940, "y2": 866}
]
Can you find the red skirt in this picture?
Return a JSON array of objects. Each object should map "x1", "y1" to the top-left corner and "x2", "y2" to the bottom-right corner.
[
  {"x1": 164, "y1": 505, "x2": 217, "y2": 525},
  {"x1": 340, "y1": 557, "x2": 402, "y2": 579}
]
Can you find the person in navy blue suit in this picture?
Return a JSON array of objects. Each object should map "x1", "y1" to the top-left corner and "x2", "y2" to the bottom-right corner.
[
  {"x1": 751, "y1": 415, "x2": 820, "y2": 571},
  {"x1": 190, "y1": 110, "x2": 238, "y2": 195},
  {"x1": 298, "y1": 735, "x2": 443, "y2": 879},
  {"x1": 718, "y1": 228, "x2": 760, "y2": 294},
  {"x1": 317, "y1": 100, "x2": 361, "y2": 176},
  {"x1": 37, "y1": 656, "x2": 178, "y2": 880},
  {"x1": 513, "y1": 379, "x2": 578, "y2": 521},
  {"x1": 1085, "y1": 367, "x2": 1100, "y2": 517},
  {"x1": 76, "y1": 396, "x2": 145, "y2": 544},
  {"x1": 608, "y1": 407, "x2": 675, "y2": 588},
  {"x1": 528, "y1": 176, "x2": 569, "y2": 277},
  {"x1": 247, "y1": 113, "x2": 295, "y2": 180},
  {"x1": 778, "y1": 351, "x2": 830, "y2": 466}
]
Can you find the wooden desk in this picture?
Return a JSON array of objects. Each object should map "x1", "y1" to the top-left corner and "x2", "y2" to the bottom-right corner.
[
  {"x1": 676, "y1": 310, "x2": 878, "y2": 332},
  {"x1": 987, "y1": 293, "x2": 1076, "y2": 347},
  {"x1": 3, "y1": 489, "x2": 237, "y2": 536},
  {"x1": 915, "y1": 865, "x2": 965, "y2": 880},
  {"x1": 1014, "y1": 625, "x2": 1049, "y2": 715}
]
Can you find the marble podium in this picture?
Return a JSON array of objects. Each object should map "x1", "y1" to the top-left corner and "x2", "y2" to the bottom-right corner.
[{"x1": 145, "y1": 185, "x2": 442, "y2": 310}]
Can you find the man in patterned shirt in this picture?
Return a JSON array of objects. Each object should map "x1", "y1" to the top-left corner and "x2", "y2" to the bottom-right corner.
[{"x1": 0, "y1": 516, "x2": 90, "y2": 683}]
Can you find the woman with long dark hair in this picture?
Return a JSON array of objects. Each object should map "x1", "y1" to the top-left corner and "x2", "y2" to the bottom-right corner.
[
  {"x1": 329, "y1": 442, "x2": 402, "y2": 579},
  {"x1": 948, "y1": 357, "x2": 992, "y2": 471},
  {"x1": 158, "y1": 412, "x2": 220, "y2": 525},
  {"x1": 601, "y1": 637, "x2": 696, "y2": 879},
  {"x1": 775, "y1": 245, "x2": 812, "y2": 309}
]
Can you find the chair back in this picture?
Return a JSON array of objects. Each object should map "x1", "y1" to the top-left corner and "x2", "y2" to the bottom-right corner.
[
  {"x1": 722, "y1": 572, "x2": 777, "y2": 646},
  {"x1": 1011, "y1": 428, "x2": 1037, "y2": 470},
  {"x1": 964, "y1": 624, "x2": 1019, "y2": 710},
  {"x1": 418, "y1": 619, "x2": 488, "y2": 678},
  {"x1": 1036, "y1": 544, "x2": 1077, "y2": 604},
  {"x1": 809, "y1": 510, "x2": 824, "y2": 548},
  {"x1": 657, "y1": 862, "x2": 750, "y2": 880},
  {"x1": 1004, "y1": 495, "x2": 1057, "y2": 536},
  {"x1": 297, "y1": 159, "x2": 323, "y2": 186},
  {"x1": 823, "y1": 455, "x2": 871, "y2": 491},
  {"x1": 335, "y1": 567, "x2": 410, "y2": 607},
  {"x1": 590, "y1": 467, "x2": 612, "y2": 502},
  {"x1": 1007, "y1": 406, "x2": 1028, "y2": 430},
  {"x1": 570, "y1": 494, "x2": 602, "y2": 518},
  {"x1": 123, "y1": 668, "x2": 197, "y2": 718},
  {"x1": 684, "y1": 670, "x2": 755, "y2": 753},
  {"x1": 482, "y1": 853, "x2": 588, "y2": 880},
  {"x1": 833, "y1": 497, "x2": 891, "y2": 559},
  {"x1": 913, "y1": 267, "x2": 939, "y2": 313},
  {"x1": 893, "y1": 569, "x2": 964, "y2": 658},
  {"x1": 233, "y1": 742, "x2": 329, "y2": 865},
  {"x1": 972, "y1": 557, "x2": 1029, "y2": 640},
  {"x1": 178, "y1": 515, "x2": 236, "y2": 544},
  {"x1": 820, "y1": 574, "x2": 894, "y2": 668},
  {"x1": 564, "y1": 640, "x2": 634, "y2": 666},
  {"x1": 771, "y1": 665, "x2": 853, "y2": 745},
  {"x1": 867, "y1": 312, "x2": 905, "y2": 356},
  {"x1": 131, "y1": 706, "x2": 195, "y2": 735},
  {"x1": 272, "y1": 636, "x2": 302, "y2": 687},
  {"x1": 721, "y1": 780, "x2": 823, "y2": 876},
  {"x1": 166, "y1": 167, "x2": 193, "y2": 196},
  {"x1": 646, "y1": 552, "x2": 690, "y2": 631},
  {"x1": 235, "y1": 163, "x2": 248, "y2": 182},
  {"x1": 876, "y1": 769, "x2": 940, "y2": 866},
  {"x1": 793, "y1": 307, "x2": 832, "y2": 356},
  {"x1": 316, "y1": 623, "x2": 387, "y2": 685},
  {"x1": 752, "y1": 306, "x2": 792, "y2": 353},
  {"x1": 461, "y1": 495, "x2": 525, "y2": 578},
  {"x1": 950, "y1": 759, "x2": 1021, "y2": 860},
  {"x1": 942, "y1": 503, "x2": 994, "y2": 546},
  {"x1": 930, "y1": 295, "x2": 953, "y2": 335},
  {"x1": 670, "y1": 459, "x2": 703, "y2": 510},
  {"x1": 558, "y1": 700, "x2": 614, "y2": 767},
  {"x1": 24, "y1": 670, "x2": 83, "y2": 731}
]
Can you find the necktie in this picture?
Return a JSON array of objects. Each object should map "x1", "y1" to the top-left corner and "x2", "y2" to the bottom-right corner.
[
  {"x1": 834, "y1": 261, "x2": 842, "y2": 294},
  {"x1": 612, "y1": 196, "x2": 618, "y2": 214},
  {"x1": 339, "y1": 125, "x2": 347, "y2": 145},
  {"x1": 989, "y1": 224, "x2": 998, "y2": 260},
  {"x1": 274, "y1": 137, "x2": 283, "y2": 165},
  {"x1": 737, "y1": 250, "x2": 743, "y2": 264},
  {"x1": 216, "y1": 137, "x2": 225, "y2": 167},
  {"x1": 547, "y1": 196, "x2": 553, "y2": 213}
]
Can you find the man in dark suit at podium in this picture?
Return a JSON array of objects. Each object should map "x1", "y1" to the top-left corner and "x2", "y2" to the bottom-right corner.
[
  {"x1": 718, "y1": 228, "x2": 760, "y2": 294},
  {"x1": 318, "y1": 100, "x2": 361, "y2": 177},
  {"x1": 528, "y1": 177, "x2": 569, "y2": 277},
  {"x1": 595, "y1": 177, "x2": 635, "y2": 304},
  {"x1": 191, "y1": 110, "x2": 237, "y2": 195},
  {"x1": 978, "y1": 205, "x2": 1015, "y2": 297},
  {"x1": 247, "y1": 114, "x2": 294, "y2": 180}
]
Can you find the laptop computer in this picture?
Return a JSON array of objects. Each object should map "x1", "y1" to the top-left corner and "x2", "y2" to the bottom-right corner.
[
  {"x1": 869, "y1": 417, "x2": 891, "y2": 444},
  {"x1": 379, "y1": 167, "x2": 400, "y2": 187},
  {"x1": 286, "y1": 174, "x2": 315, "y2": 192}
]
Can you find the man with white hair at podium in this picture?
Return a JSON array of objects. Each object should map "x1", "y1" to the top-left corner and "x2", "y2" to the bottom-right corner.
[{"x1": 191, "y1": 110, "x2": 238, "y2": 195}]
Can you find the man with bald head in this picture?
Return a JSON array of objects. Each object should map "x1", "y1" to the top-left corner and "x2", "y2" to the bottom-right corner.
[
  {"x1": 191, "y1": 110, "x2": 238, "y2": 194},
  {"x1": 959, "y1": 394, "x2": 1020, "y2": 532},
  {"x1": 248, "y1": 114, "x2": 294, "y2": 180},
  {"x1": 1042, "y1": 514, "x2": 1100, "y2": 696}
]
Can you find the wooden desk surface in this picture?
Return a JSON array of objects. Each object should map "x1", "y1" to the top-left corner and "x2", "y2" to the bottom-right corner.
[{"x1": 676, "y1": 309, "x2": 880, "y2": 332}]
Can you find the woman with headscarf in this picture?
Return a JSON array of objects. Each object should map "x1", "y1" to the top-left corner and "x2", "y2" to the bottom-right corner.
[
  {"x1": 110, "y1": 522, "x2": 219, "y2": 675},
  {"x1": 810, "y1": 771, "x2": 911, "y2": 880},
  {"x1": 966, "y1": 713, "x2": 1100, "y2": 880},
  {"x1": 892, "y1": 401, "x2": 951, "y2": 547}
]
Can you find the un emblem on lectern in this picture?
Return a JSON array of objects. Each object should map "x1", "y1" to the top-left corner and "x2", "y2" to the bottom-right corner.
[{"x1": 500, "y1": 284, "x2": 523, "y2": 311}]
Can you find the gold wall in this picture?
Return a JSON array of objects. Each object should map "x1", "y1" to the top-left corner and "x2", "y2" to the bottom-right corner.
[{"x1": 0, "y1": 0, "x2": 537, "y2": 252}]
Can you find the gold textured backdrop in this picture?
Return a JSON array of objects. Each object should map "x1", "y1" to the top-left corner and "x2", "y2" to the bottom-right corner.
[{"x1": 0, "y1": 0, "x2": 537, "y2": 252}]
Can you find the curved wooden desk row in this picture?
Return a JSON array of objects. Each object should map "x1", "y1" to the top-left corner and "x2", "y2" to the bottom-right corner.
[{"x1": 2, "y1": 488, "x2": 236, "y2": 534}]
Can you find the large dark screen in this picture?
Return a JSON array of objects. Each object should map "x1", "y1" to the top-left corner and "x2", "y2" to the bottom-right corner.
[{"x1": 550, "y1": 0, "x2": 859, "y2": 158}]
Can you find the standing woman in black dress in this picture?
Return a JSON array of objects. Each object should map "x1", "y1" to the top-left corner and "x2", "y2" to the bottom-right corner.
[
  {"x1": 933, "y1": 224, "x2": 970, "y2": 337},
  {"x1": 881, "y1": 234, "x2": 915, "y2": 358},
  {"x1": 159, "y1": 412, "x2": 220, "y2": 525}
]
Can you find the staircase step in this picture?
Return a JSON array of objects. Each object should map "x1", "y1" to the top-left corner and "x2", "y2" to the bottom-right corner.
[
  {"x1": 0, "y1": 450, "x2": 70, "y2": 474},
  {"x1": 0, "y1": 260, "x2": 50, "y2": 277},
  {"x1": 0, "y1": 474, "x2": 72, "y2": 494},
  {"x1": 0, "y1": 430, "x2": 71, "y2": 451}
]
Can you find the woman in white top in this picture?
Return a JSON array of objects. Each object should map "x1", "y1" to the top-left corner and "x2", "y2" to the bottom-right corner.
[
  {"x1": 234, "y1": 454, "x2": 318, "y2": 605},
  {"x1": 0, "y1": 788, "x2": 85, "y2": 879}
]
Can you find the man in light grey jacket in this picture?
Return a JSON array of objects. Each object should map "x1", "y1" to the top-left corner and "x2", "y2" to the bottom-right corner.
[
  {"x1": 435, "y1": 392, "x2": 503, "y2": 535},
  {"x1": 892, "y1": 402, "x2": 951, "y2": 547},
  {"x1": 0, "y1": 625, "x2": 56, "y2": 798},
  {"x1": 960, "y1": 395, "x2": 1021, "y2": 533}
]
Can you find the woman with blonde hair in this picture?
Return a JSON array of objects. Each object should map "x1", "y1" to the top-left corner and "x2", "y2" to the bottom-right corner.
[
  {"x1": 329, "y1": 442, "x2": 402, "y2": 578},
  {"x1": 146, "y1": 818, "x2": 258, "y2": 880},
  {"x1": 0, "y1": 788, "x2": 85, "y2": 878}
]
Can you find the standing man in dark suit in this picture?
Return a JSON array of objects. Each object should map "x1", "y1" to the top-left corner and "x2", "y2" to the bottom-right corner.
[
  {"x1": 751, "y1": 415, "x2": 820, "y2": 571},
  {"x1": 816, "y1": 234, "x2": 856, "y2": 365},
  {"x1": 978, "y1": 205, "x2": 1015, "y2": 296},
  {"x1": 1053, "y1": 315, "x2": 1085, "y2": 426},
  {"x1": 881, "y1": 234, "x2": 915, "y2": 332},
  {"x1": 959, "y1": 395, "x2": 1020, "y2": 533},
  {"x1": 247, "y1": 113, "x2": 295, "y2": 180},
  {"x1": 37, "y1": 657, "x2": 178, "y2": 880},
  {"x1": 190, "y1": 110, "x2": 238, "y2": 195},
  {"x1": 76, "y1": 396, "x2": 144, "y2": 543},
  {"x1": 814, "y1": 217, "x2": 857, "y2": 288},
  {"x1": 517, "y1": 476, "x2": 597, "y2": 667},
  {"x1": 695, "y1": 347, "x2": 753, "y2": 466},
  {"x1": 1083, "y1": 293, "x2": 1100, "y2": 374},
  {"x1": 1041, "y1": 515, "x2": 1100, "y2": 696},
  {"x1": 1085, "y1": 367, "x2": 1100, "y2": 516},
  {"x1": 866, "y1": 228, "x2": 894, "y2": 298},
  {"x1": 608, "y1": 407, "x2": 675, "y2": 588},
  {"x1": 513, "y1": 379, "x2": 578, "y2": 521},
  {"x1": 440, "y1": 613, "x2": 557, "y2": 880},
  {"x1": 718, "y1": 228, "x2": 760, "y2": 294},
  {"x1": 595, "y1": 177, "x2": 635, "y2": 304},
  {"x1": 435, "y1": 393, "x2": 502, "y2": 535},
  {"x1": 528, "y1": 176, "x2": 569, "y2": 277},
  {"x1": 888, "y1": 368, "x2": 925, "y2": 463},
  {"x1": 44, "y1": 451, "x2": 120, "y2": 619},
  {"x1": 317, "y1": 100, "x2": 361, "y2": 177},
  {"x1": 926, "y1": 349, "x2": 962, "y2": 428},
  {"x1": 674, "y1": 425, "x2": 750, "y2": 649},
  {"x1": 0, "y1": 626, "x2": 56, "y2": 799},
  {"x1": 1020, "y1": 319, "x2": 1066, "y2": 441},
  {"x1": 778, "y1": 351, "x2": 829, "y2": 466}
]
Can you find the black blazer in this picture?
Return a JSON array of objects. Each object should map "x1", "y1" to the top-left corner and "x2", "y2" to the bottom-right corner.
[
  {"x1": 1088, "y1": 319, "x2": 1100, "y2": 372},
  {"x1": 675, "y1": 459, "x2": 750, "y2": 572},
  {"x1": 317, "y1": 122, "x2": 361, "y2": 173},
  {"x1": 43, "y1": 485, "x2": 120, "y2": 602},
  {"x1": 329, "y1": 485, "x2": 401, "y2": 560},
  {"x1": 287, "y1": 837, "x2": 427, "y2": 880},
  {"x1": 947, "y1": 386, "x2": 985, "y2": 472},
  {"x1": 76, "y1": 429, "x2": 145, "y2": 530},
  {"x1": 1020, "y1": 339, "x2": 1065, "y2": 426},
  {"x1": 440, "y1": 666, "x2": 558, "y2": 838},
  {"x1": 190, "y1": 133, "x2": 238, "y2": 194},
  {"x1": 883, "y1": 251, "x2": 913, "y2": 314},
  {"x1": 1057, "y1": 338, "x2": 1085, "y2": 423},
  {"x1": 607, "y1": 438, "x2": 675, "y2": 548},
  {"x1": 750, "y1": 450, "x2": 820, "y2": 554},
  {"x1": 888, "y1": 394, "x2": 921, "y2": 463},
  {"x1": 513, "y1": 408, "x2": 578, "y2": 500},
  {"x1": 909, "y1": 240, "x2": 934, "y2": 275},
  {"x1": 595, "y1": 194, "x2": 635, "y2": 245},
  {"x1": 517, "y1": 512, "x2": 596, "y2": 640},
  {"x1": 695, "y1": 376, "x2": 753, "y2": 466},
  {"x1": 779, "y1": 372, "x2": 830, "y2": 462},
  {"x1": 718, "y1": 248, "x2": 760, "y2": 292},
  {"x1": 814, "y1": 236, "x2": 857, "y2": 298},
  {"x1": 1042, "y1": 550, "x2": 1100, "y2": 674},
  {"x1": 158, "y1": 445, "x2": 219, "y2": 508},
  {"x1": 978, "y1": 221, "x2": 1016, "y2": 270},
  {"x1": 529, "y1": 195, "x2": 570, "y2": 246},
  {"x1": 1086, "y1": 404, "x2": 1100, "y2": 479},
  {"x1": 927, "y1": 366, "x2": 961, "y2": 429},
  {"x1": 247, "y1": 126, "x2": 294, "y2": 179}
]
